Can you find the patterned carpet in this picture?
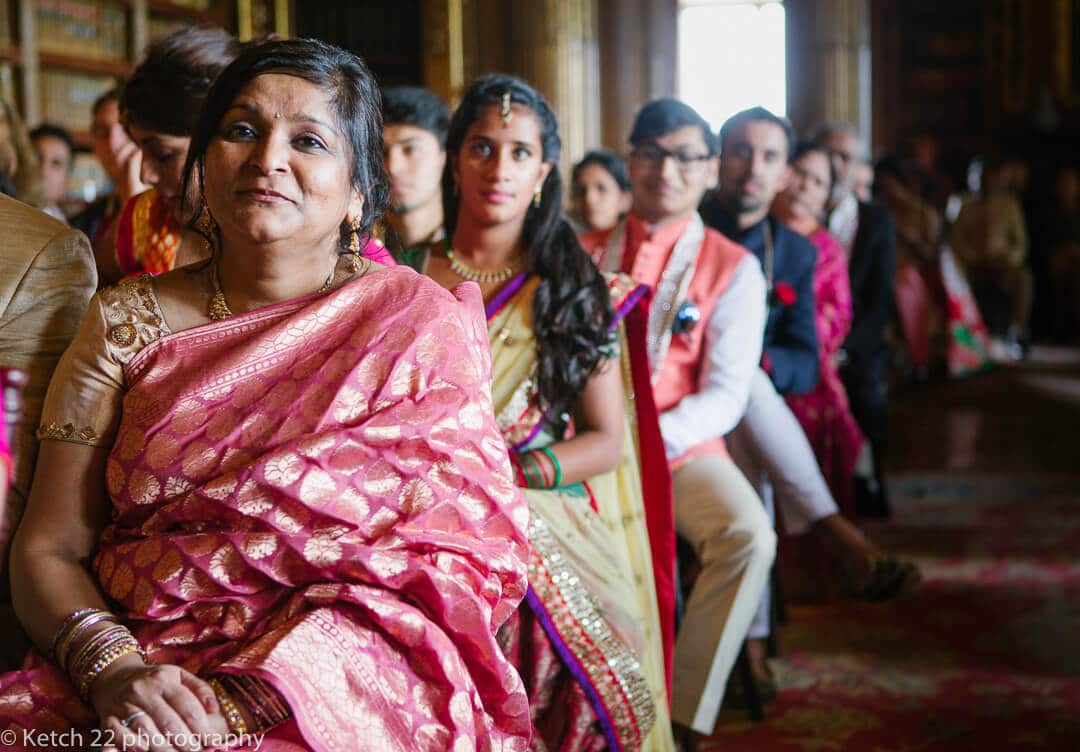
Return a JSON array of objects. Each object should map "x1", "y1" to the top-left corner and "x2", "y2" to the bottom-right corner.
[{"x1": 701, "y1": 351, "x2": 1080, "y2": 751}]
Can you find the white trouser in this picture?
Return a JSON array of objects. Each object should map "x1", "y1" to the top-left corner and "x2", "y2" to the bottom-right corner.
[
  {"x1": 728, "y1": 368, "x2": 838, "y2": 536},
  {"x1": 671, "y1": 453, "x2": 776, "y2": 734},
  {"x1": 728, "y1": 367, "x2": 840, "y2": 640}
]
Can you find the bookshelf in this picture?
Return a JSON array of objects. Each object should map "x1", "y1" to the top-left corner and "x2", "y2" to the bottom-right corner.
[{"x1": 2, "y1": 0, "x2": 291, "y2": 147}]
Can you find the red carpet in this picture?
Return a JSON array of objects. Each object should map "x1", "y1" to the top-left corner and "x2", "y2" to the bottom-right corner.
[{"x1": 701, "y1": 352, "x2": 1080, "y2": 751}]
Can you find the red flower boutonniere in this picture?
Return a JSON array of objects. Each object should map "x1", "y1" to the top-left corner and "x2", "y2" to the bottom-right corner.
[{"x1": 770, "y1": 282, "x2": 797, "y2": 307}]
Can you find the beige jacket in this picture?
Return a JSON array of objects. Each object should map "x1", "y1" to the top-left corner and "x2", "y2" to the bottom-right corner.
[{"x1": 0, "y1": 194, "x2": 96, "y2": 515}]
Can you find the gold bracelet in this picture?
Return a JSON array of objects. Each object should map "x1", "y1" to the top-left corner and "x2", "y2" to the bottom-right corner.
[
  {"x1": 209, "y1": 678, "x2": 249, "y2": 736},
  {"x1": 77, "y1": 641, "x2": 144, "y2": 700}
]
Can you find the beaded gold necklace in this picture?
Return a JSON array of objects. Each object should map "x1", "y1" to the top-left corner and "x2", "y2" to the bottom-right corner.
[{"x1": 445, "y1": 245, "x2": 522, "y2": 284}]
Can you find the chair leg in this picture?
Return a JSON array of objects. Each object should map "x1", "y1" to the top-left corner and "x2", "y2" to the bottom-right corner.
[
  {"x1": 766, "y1": 564, "x2": 783, "y2": 658},
  {"x1": 735, "y1": 642, "x2": 765, "y2": 722}
]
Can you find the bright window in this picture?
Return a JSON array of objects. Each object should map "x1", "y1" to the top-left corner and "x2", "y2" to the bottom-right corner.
[{"x1": 678, "y1": 0, "x2": 787, "y2": 133}]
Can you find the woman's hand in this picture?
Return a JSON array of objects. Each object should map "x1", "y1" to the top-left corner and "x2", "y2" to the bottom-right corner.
[
  {"x1": 115, "y1": 142, "x2": 150, "y2": 203},
  {"x1": 92, "y1": 654, "x2": 226, "y2": 752}
]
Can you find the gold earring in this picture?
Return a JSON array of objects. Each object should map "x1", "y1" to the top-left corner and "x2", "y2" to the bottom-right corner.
[
  {"x1": 348, "y1": 217, "x2": 363, "y2": 253},
  {"x1": 196, "y1": 203, "x2": 217, "y2": 236},
  {"x1": 533, "y1": 184, "x2": 542, "y2": 208}
]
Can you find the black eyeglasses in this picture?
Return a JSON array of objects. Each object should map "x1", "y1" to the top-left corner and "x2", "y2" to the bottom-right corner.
[{"x1": 631, "y1": 144, "x2": 712, "y2": 169}]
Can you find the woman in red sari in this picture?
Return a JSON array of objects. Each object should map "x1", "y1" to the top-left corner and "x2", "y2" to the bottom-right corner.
[
  {"x1": 2, "y1": 39, "x2": 529, "y2": 752},
  {"x1": 89, "y1": 27, "x2": 244, "y2": 285}
]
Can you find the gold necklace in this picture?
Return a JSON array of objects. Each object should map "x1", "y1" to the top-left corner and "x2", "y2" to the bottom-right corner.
[
  {"x1": 445, "y1": 247, "x2": 521, "y2": 284},
  {"x1": 208, "y1": 254, "x2": 360, "y2": 320}
]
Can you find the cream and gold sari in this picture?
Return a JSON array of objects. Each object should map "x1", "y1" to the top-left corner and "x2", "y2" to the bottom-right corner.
[{"x1": 486, "y1": 273, "x2": 675, "y2": 752}]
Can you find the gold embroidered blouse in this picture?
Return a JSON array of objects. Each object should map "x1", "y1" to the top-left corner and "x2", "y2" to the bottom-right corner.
[{"x1": 37, "y1": 276, "x2": 170, "y2": 447}]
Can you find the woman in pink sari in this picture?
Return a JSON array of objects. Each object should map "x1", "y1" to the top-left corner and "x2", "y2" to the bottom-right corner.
[
  {"x1": 1, "y1": 39, "x2": 529, "y2": 752},
  {"x1": 773, "y1": 142, "x2": 865, "y2": 516}
]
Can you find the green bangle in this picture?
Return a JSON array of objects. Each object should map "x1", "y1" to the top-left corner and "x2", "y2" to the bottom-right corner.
[{"x1": 539, "y1": 446, "x2": 562, "y2": 488}]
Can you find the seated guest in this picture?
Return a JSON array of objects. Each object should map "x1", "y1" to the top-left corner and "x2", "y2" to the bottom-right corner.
[
  {"x1": 98, "y1": 27, "x2": 243, "y2": 283},
  {"x1": 415, "y1": 74, "x2": 675, "y2": 752},
  {"x1": 875, "y1": 154, "x2": 943, "y2": 376},
  {"x1": 772, "y1": 142, "x2": 864, "y2": 515},
  {"x1": 582, "y1": 98, "x2": 773, "y2": 746},
  {"x1": 0, "y1": 96, "x2": 46, "y2": 208},
  {"x1": 702, "y1": 107, "x2": 819, "y2": 395},
  {"x1": 950, "y1": 157, "x2": 1032, "y2": 358},
  {"x1": 381, "y1": 86, "x2": 449, "y2": 268},
  {"x1": 0, "y1": 194, "x2": 96, "y2": 658},
  {"x1": 28, "y1": 124, "x2": 74, "y2": 221},
  {"x1": 0, "y1": 39, "x2": 531, "y2": 750},
  {"x1": 70, "y1": 88, "x2": 149, "y2": 258},
  {"x1": 704, "y1": 110, "x2": 917, "y2": 689},
  {"x1": 816, "y1": 122, "x2": 895, "y2": 518},
  {"x1": 572, "y1": 148, "x2": 632, "y2": 233}
]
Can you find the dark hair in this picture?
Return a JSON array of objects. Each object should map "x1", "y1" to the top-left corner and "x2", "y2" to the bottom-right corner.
[
  {"x1": 121, "y1": 27, "x2": 242, "y2": 136},
  {"x1": 572, "y1": 149, "x2": 630, "y2": 192},
  {"x1": 790, "y1": 140, "x2": 836, "y2": 196},
  {"x1": 629, "y1": 98, "x2": 716, "y2": 155},
  {"x1": 182, "y1": 37, "x2": 389, "y2": 253},
  {"x1": 91, "y1": 86, "x2": 121, "y2": 119},
  {"x1": 382, "y1": 86, "x2": 449, "y2": 148},
  {"x1": 718, "y1": 106, "x2": 794, "y2": 160},
  {"x1": 443, "y1": 74, "x2": 612, "y2": 419},
  {"x1": 811, "y1": 121, "x2": 858, "y2": 145},
  {"x1": 29, "y1": 123, "x2": 75, "y2": 157}
]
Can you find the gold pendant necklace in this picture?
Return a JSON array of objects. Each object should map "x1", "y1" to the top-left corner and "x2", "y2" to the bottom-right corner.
[
  {"x1": 208, "y1": 253, "x2": 361, "y2": 320},
  {"x1": 445, "y1": 247, "x2": 521, "y2": 284}
]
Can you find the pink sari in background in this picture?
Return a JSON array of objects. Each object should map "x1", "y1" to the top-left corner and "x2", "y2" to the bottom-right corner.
[
  {"x1": 785, "y1": 228, "x2": 864, "y2": 516},
  {"x1": 0, "y1": 269, "x2": 530, "y2": 751}
]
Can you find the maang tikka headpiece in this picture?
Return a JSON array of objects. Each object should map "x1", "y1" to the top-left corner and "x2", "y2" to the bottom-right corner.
[{"x1": 501, "y1": 91, "x2": 512, "y2": 124}]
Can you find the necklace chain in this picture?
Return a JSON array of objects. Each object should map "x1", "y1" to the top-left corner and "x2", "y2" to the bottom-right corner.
[
  {"x1": 208, "y1": 253, "x2": 361, "y2": 320},
  {"x1": 445, "y1": 246, "x2": 521, "y2": 284}
]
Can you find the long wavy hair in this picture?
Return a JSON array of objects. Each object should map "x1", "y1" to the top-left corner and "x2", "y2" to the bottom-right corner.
[{"x1": 443, "y1": 75, "x2": 613, "y2": 419}]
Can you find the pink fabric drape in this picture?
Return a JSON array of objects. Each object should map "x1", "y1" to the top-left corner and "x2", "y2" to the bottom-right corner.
[
  {"x1": 0, "y1": 268, "x2": 530, "y2": 751},
  {"x1": 785, "y1": 229, "x2": 864, "y2": 516}
]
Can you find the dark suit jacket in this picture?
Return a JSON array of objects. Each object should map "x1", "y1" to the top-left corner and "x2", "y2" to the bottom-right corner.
[
  {"x1": 842, "y1": 201, "x2": 895, "y2": 372},
  {"x1": 701, "y1": 203, "x2": 820, "y2": 395}
]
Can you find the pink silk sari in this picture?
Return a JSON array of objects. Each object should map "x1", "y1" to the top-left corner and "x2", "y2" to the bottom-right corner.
[
  {"x1": 0, "y1": 268, "x2": 531, "y2": 751},
  {"x1": 785, "y1": 229, "x2": 864, "y2": 516}
]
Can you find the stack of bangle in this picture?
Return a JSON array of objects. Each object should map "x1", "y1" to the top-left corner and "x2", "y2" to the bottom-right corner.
[
  {"x1": 208, "y1": 678, "x2": 248, "y2": 736},
  {"x1": 51, "y1": 608, "x2": 146, "y2": 701},
  {"x1": 214, "y1": 674, "x2": 291, "y2": 732},
  {"x1": 509, "y1": 446, "x2": 563, "y2": 489}
]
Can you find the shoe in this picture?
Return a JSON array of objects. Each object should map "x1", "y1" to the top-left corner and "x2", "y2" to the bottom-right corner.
[
  {"x1": 723, "y1": 670, "x2": 777, "y2": 710},
  {"x1": 843, "y1": 554, "x2": 921, "y2": 602}
]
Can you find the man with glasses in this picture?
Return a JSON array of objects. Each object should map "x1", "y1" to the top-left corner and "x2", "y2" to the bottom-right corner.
[{"x1": 581, "y1": 99, "x2": 774, "y2": 746}]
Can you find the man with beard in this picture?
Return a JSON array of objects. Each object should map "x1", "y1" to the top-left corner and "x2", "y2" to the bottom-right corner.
[
  {"x1": 701, "y1": 108, "x2": 917, "y2": 694},
  {"x1": 702, "y1": 107, "x2": 818, "y2": 394},
  {"x1": 381, "y1": 86, "x2": 449, "y2": 269}
]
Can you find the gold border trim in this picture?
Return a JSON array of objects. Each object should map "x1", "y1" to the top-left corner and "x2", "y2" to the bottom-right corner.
[{"x1": 527, "y1": 512, "x2": 656, "y2": 750}]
